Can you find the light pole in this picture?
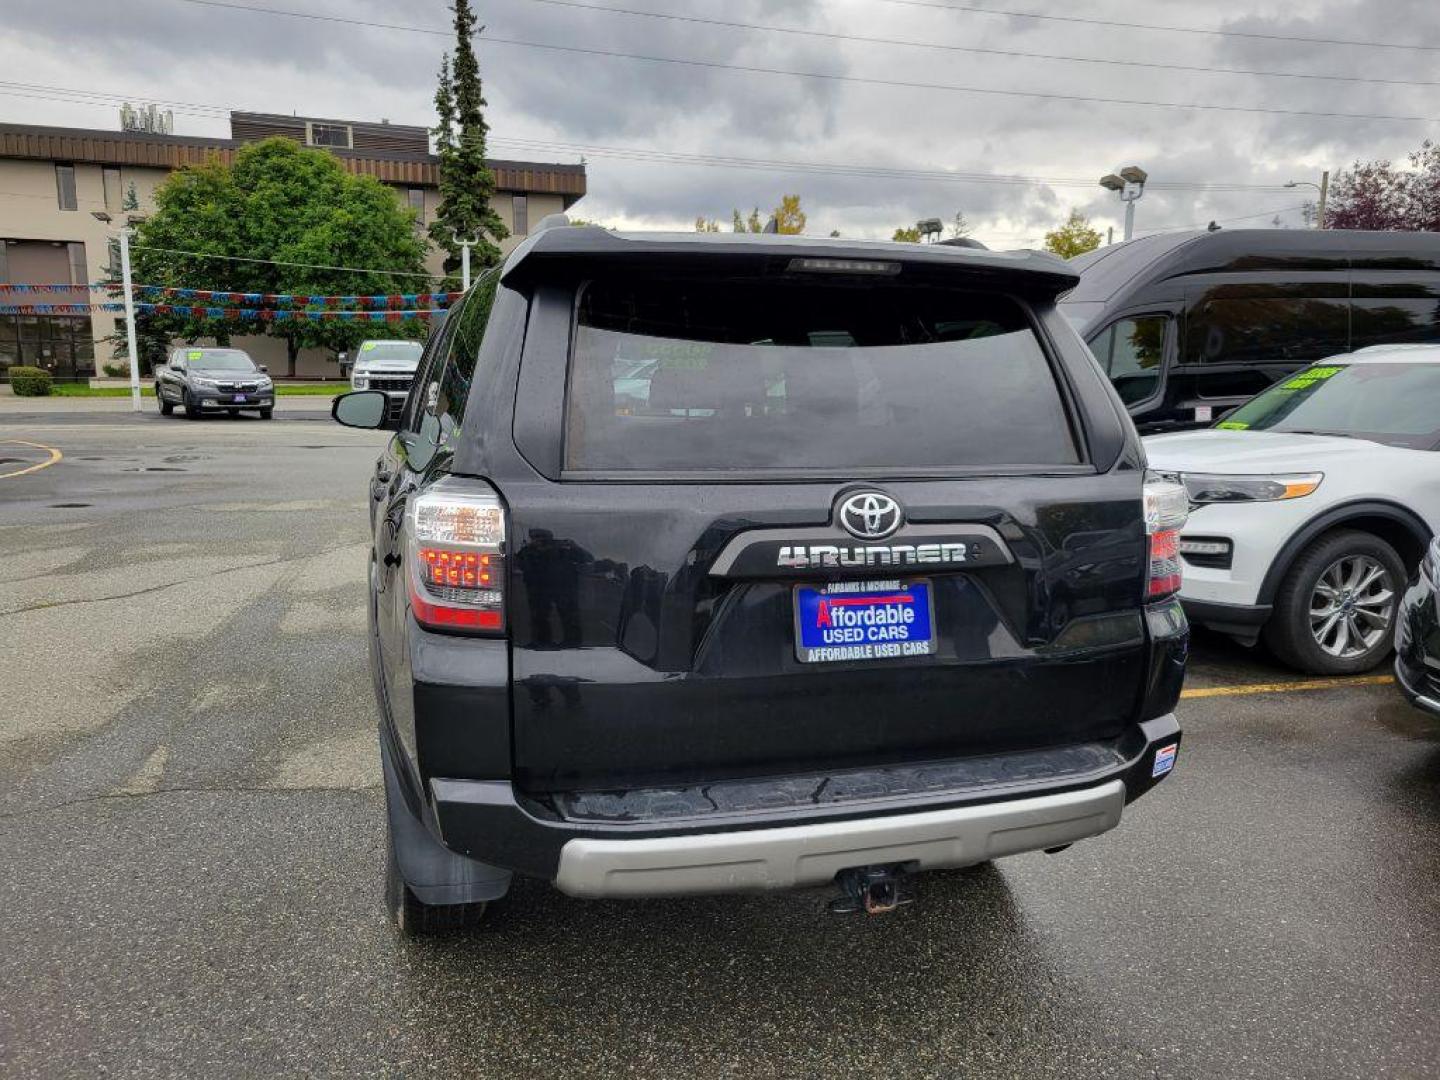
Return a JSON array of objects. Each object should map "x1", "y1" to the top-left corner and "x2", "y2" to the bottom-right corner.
[
  {"x1": 1285, "y1": 171, "x2": 1330, "y2": 229},
  {"x1": 452, "y1": 232, "x2": 479, "y2": 291},
  {"x1": 1100, "y1": 165, "x2": 1148, "y2": 241},
  {"x1": 94, "y1": 211, "x2": 142, "y2": 412}
]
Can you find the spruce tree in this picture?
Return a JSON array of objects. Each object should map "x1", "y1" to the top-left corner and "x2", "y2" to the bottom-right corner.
[{"x1": 429, "y1": 1, "x2": 508, "y2": 278}]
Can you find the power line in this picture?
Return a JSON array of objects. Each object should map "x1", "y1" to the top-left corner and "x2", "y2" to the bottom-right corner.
[
  {"x1": 152, "y1": 0, "x2": 1440, "y2": 124},
  {"x1": 130, "y1": 245, "x2": 440, "y2": 278},
  {"x1": 862, "y1": 0, "x2": 1440, "y2": 54},
  {"x1": 167, "y1": 0, "x2": 1440, "y2": 90},
  {"x1": 0, "y1": 78, "x2": 1311, "y2": 194},
  {"x1": 515, "y1": 0, "x2": 1440, "y2": 91}
]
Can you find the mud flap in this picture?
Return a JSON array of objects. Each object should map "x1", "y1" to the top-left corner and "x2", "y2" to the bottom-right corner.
[{"x1": 381, "y1": 724, "x2": 513, "y2": 906}]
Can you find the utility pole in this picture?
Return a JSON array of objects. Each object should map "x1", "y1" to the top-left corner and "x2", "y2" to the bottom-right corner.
[
  {"x1": 119, "y1": 227, "x2": 141, "y2": 412},
  {"x1": 1317, "y1": 170, "x2": 1330, "y2": 230}
]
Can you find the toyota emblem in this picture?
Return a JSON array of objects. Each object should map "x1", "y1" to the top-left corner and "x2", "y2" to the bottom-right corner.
[{"x1": 838, "y1": 491, "x2": 903, "y2": 541}]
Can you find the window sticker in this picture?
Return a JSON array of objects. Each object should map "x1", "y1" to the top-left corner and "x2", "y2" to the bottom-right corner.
[
  {"x1": 1216, "y1": 420, "x2": 1250, "y2": 430},
  {"x1": 1281, "y1": 365, "x2": 1343, "y2": 391},
  {"x1": 187, "y1": 350, "x2": 203, "y2": 360},
  {"x1": 361, "y1": 342, "x2": 377, "y2": 351}
]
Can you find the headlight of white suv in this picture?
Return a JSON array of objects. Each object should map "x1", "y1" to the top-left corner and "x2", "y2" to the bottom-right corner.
[
  {"x1": 353, "y1": 376, "x2": 368, "y2": 389},
  {"x1": 1181, "y1": 472, "x2": 1323, "y2": 505},
  {"x1": 192, "y1": 376, "x2": 219, "y2": 388}
]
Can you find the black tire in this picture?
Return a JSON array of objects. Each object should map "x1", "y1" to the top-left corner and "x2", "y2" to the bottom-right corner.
[
  {"x1": 156, "y1": 386, "x2": 173, "y2": 415},
  {"x1": 384, "y1": 830, "x2": 490, "y2": 938},
  {"x1": 1263, "y1": 529, "x2": 1406, "y2": 675},
  {"x1": 258, "y1": 408, "x2": 273, "y2": 420},
  {"x1": 183, "y1": 391, "x2": 201, "y2": 419}
]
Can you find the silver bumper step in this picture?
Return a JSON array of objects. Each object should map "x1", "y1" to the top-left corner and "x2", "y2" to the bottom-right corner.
[{"x1": 554, "y1": 780, "x2": 1126, "y2": 899}]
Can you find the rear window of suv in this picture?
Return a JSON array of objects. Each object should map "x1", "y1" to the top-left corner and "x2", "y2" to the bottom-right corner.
[{"x1": 563, "y1": 276, "x2": 1080, "y2": 473}]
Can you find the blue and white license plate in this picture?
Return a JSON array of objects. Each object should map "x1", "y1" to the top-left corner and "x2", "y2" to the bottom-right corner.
[
  {"x1": 793, "y1": 579, "x2": 936, "y2": 664},
  {"x1": 233, "y1": 394, "x2": 247, "y2": 402}
]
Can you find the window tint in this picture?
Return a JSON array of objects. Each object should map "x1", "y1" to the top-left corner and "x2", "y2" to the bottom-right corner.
[
  {"x1": 1184, "y1": 297, "x2": 1349, "y2": 366},
  {"x1": 1350, "y1": 298, "x2": 1440, "y2": 350},
  {"x1": 55, "y1": 164, "x2": 77, "y2": 211},
  {"x1": 564, "y1": 277, "x2": 1079, "y2": 473},
  {"x1": 1218, "y1": 362, "x2": 1440, "y2": 449},
  {"x1": 407, "y1": 270, "x2": 500, "y2": 456},
  {"x1": 66, "y1": 243, "x2": 87, "y2": 286},
  {"x1": 1088, "y1": 315, "x2": 1165, "y2": 405}
]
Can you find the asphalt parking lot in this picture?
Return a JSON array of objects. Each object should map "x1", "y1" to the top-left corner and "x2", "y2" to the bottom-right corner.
[{"x1": 3, "y1": 402, "x2": 1439, "y2": 1079}]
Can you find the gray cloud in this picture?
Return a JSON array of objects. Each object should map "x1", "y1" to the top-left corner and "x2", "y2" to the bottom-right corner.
[{"x1": 3, "y1": 0, "x2": 1437, "y2": 244}]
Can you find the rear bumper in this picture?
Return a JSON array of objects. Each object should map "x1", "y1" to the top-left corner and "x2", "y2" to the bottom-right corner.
[
  {"x1": 427, "y1": 713, "x2": 1181, "y2": 897},
  {"x1": 554, "y1": 780, "x2": 1125, "y2": 898}
]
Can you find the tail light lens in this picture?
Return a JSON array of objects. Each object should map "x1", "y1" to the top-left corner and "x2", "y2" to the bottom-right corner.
[
  {"x1": 1144, "y1": 471, "x2": 1189, "y2": 600},
  {"x1": 406, "y1": 482, "x2": 506, "y2": 633}
]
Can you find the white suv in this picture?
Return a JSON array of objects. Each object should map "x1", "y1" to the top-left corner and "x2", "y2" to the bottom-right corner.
[
  {"x1": 349, "y1": 339, "x2": 423, "y2": 420},
  {"x1": 1145, "y1": 344, "x2": 1440, "y2": 675}
]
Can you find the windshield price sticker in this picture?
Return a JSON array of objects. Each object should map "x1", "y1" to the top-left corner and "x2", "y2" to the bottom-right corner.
[
  {"x1": 361, "y1": 342, "x2": 377, "y2": 351},
  {"x1": 187, "y1": 350, "x2": 203, "y2": 360},
  {"x1": 1281, "y1": 365, "x2": 1344, "y2": 391}
]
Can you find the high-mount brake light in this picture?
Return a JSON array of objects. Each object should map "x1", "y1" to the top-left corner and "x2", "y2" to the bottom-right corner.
[
  {"x1": 1143, "y1": 471, "x2": 1189, "y2": 601},
  {"x1": 786, "y1": 257, "x2": 901, "y2": 276},
  {"x1": 406, "y1": 484, "x2": 506, "y2": 633}
]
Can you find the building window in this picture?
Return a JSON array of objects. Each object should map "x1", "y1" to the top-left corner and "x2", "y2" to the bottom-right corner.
[
  {"x1": 0, "y1": 240, "x2": 8, "y2": 285},
  {"x1": 407, "y1": 187, "x2": 425, "y2": 223},
  {"x1": 55, "y1": 164, "x2": 77, "y2": 211},
  {"x1": 103, "y1": 167, "x2": 122, "y2": 210},
  {"x1": 67, "y1": 242, "x2": 88, "y2": 286},
  {"x1": 307, "y1": 122, "x2": 352, "y2": 148},
  {"x1": 512, "y1": 194, "x2": 528, "y2": 237}
]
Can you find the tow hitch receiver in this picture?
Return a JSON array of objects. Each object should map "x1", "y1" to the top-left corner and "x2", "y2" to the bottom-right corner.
[{"x1": 829, "y1": 864, "x2": 914, "y2": 915}]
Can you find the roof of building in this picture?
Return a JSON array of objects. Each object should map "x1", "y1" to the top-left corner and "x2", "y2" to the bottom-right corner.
[{"x1": 0, "y1": 119, "x2": 586, "y2": 200}]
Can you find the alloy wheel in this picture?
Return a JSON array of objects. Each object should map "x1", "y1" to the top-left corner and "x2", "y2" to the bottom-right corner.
[{"x1": 1308, "y1": 554, "x2": 1394, "y2": 659}]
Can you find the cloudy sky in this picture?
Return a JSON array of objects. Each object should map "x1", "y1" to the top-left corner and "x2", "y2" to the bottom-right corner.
[{"x1": 4, "y1": 0, "x2": 1439, "y2": 246}]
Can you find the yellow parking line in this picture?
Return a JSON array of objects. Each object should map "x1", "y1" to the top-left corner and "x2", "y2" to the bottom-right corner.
[
  {"x1": 1181, "y1": 674, "x2": 1395, "y2": 699},
  {"x1": 0, "y1": 439, "x2": 62, "y2": 479}
]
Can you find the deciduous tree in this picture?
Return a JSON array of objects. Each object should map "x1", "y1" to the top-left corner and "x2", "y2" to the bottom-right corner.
[
  {"x1": 1325, "y1": 142, "x2": 1440, "y2": 231},
  {"x1": 1044, "y1": 209, "x2": 1103, "y2": 259},
  {"x1": 126, "y1": 138, "x2": 428, "y2": 377}
]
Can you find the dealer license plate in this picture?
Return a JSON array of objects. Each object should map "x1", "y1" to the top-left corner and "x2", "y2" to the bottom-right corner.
[
  {"x1": 233, "y1": 394, "x2": 247, "y2": 402},
  {"x1": 793, "y1": 579, "x2": 936, "y2": 664}
]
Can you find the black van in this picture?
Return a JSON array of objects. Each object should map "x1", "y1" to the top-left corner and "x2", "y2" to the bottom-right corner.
[
  {"x1": 332, "y1": 223, "x2": 1188, "y2": 934},
  {"x1": 1061, "y1": 229, "x2": 1440, "y2": 430}
]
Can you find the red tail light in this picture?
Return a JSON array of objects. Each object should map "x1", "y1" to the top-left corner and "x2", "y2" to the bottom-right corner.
[
  {"x1": 406, "y1": 482, "x2": 506, "y2": 634},
  {"x1": 1143, "y1": 472, "x2": 1188, "y2": 601}
]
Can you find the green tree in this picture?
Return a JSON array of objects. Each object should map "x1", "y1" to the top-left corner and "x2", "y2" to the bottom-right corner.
[
  {"x1": 1044, "y1": 209, "x2": 1103, "y2": 259},
  {"x1": 128, "y1": 138, "x2": 429, "y2": 377},
  {"x1": 892, "y1": 226, "x2": 921, "y2": 243},
  {"x1": 695, "y1": 217, "x2": 721, "y2": 232},
  {"x1": 429, "y1": 0, "x2": 508, "y2": 278}
]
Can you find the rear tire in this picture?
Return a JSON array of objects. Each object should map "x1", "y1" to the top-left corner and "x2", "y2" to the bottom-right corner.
[
  {"x1": 157, "y1": 386, "x2": 173, "y2": 415},
  {"x1": 1263, "y1": 529, "x2": 1405, "y2": 675},
  {"x1": 384, "y1": 831, "x2": 490, "y2": 938}
]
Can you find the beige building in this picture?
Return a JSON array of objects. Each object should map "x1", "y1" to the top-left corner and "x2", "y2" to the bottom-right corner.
[{"x1": 0, "y1": 113, "x2": 586, "y2": 379}]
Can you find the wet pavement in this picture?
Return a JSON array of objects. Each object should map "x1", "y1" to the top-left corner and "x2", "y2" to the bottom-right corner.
[{"x1": 2, "y1": 410, "x2": 1438, "y2": 1079}]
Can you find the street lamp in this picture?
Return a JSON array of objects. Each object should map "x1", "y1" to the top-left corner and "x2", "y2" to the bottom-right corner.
[
  {"x1": 1284, "y1": 171, "x2": 1330, "y2": 229},
  {"x1": 1100, "y1": 165, "x2": 1147, "y2": 241}
]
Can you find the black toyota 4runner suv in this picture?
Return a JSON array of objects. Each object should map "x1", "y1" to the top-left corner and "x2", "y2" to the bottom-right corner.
[{"x1": 333, "y1": 221, "x2": 1188, "y2": 935}]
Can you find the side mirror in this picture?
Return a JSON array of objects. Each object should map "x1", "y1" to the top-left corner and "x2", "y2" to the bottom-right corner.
[
  {"x1": 257, "y1": 364, "x2": 268, "y2": 374},
  {"x1": 332, "y1": 390, "x2": 389, "y2": 429}
]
